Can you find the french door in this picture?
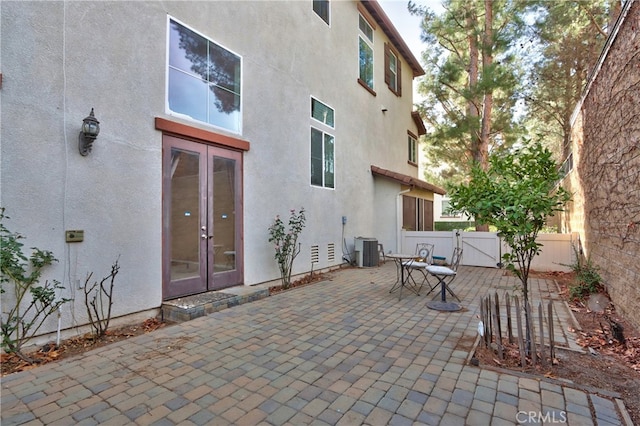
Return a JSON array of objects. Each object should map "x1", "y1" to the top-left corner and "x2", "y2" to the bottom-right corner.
[{"x1": 162, "y1": 135, "x2": 243, "y2": 300}]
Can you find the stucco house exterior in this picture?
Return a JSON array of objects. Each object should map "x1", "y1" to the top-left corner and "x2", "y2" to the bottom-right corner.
[
  {"x1": 1, "y1": 1, "x2": 444, "y2": 337},
  {"x1": 559, "y1": 0, "x2": 640, "y2": 329}
]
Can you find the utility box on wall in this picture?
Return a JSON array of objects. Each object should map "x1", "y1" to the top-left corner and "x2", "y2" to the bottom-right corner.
[{"x1": 354, "y1": 237, "x2": 379, "y2": 267}]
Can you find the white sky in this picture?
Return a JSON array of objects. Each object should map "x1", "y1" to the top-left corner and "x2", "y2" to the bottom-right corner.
[
  {"x1": 378, "y1": 0, "x2": 443, "y2": 101},
  {"x1": 378, "y1": 0, "x2": 443, "y2": 61}
]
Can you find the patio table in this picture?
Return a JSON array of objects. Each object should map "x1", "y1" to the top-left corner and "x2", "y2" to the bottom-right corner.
[{"x1": 386, "y1": 253, "x2": 421, "y2": 300}]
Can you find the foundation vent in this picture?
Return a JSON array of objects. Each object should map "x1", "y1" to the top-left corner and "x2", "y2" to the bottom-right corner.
[
  {"x1": 311, "y1": 245, "x2": 319, "y2": 264},
  {"x1": 327, "y1": 243, "x2": 336, "y2": 262}
]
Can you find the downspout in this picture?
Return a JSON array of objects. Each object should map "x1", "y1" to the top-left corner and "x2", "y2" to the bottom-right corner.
[{"x1": 396, "y1": 187, "x2": 412, "y2": 252}]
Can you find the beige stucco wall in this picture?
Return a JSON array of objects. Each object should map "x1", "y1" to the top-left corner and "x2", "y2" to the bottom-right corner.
[
  {"x1": 1, "y1": 1, "x2": 425, "y2": 336},
  {"x1": 561, "y1": 1, "x2": 640, "y2": 329}
]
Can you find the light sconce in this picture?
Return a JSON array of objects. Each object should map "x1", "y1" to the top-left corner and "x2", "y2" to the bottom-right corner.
[{"x1": 78, "y1": 108, "x2": 100, "y2": 156}]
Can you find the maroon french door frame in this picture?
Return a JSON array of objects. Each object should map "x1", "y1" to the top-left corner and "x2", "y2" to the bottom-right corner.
[{"x1": 162, "y1": 134, "x2": 243, "y2": 300}]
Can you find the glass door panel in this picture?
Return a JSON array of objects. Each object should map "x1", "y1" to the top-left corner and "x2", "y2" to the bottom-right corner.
[
  {"x1": 170, "y1": 149, "x2": 202, "y2": 281},
  {"x1": 208, "y1": 147, "x2": 242, "y2": 289},
  {"x1": 213, "y1": 157, "x2": 236, "y2": 273}
]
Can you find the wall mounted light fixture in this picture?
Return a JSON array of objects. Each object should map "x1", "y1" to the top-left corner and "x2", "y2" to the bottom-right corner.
[{"x1": 78, "y1": 108, "x2": 100, "y2": 156}]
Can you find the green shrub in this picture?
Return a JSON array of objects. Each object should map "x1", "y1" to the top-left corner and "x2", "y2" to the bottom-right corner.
[
  {"x1": 0, "y1": 208, "x2": 70, "y2": 362},
  {"x1": 434, "y1": 221, "x2": 475, "y2": 231},
  {"x1": 566, "y1": 245, "x2": 603, "y2": 299}
]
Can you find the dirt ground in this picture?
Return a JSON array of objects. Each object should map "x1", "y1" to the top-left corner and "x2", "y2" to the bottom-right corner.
[
  {"x1": 474, "y1": 271, "x2": 640, "y2": 424},
  {"x1": 0, "y1": 318, "x2": 167, "y2": 376},
  {"x1": 2, "y1": 270, "x2": 639, "y2": 423}
]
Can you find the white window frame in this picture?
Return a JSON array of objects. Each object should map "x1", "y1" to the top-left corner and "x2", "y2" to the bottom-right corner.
[
  {"x1": 441, "y1": 199, "x2": 461, "y2": 218},
  {"x1": 408, "y1": 133, "x2": 417, "y2": 164},
  {"x1": 166, "y1": 16, "x2": 243, "y2": 134},
  {"x1": 311, "y1": 97, "x2": 335, "y2": 128},
  {"x1": 389, "y1": 50, "x2": 398, "y2": 92},
  {"x1": 358, "y1": 14, "x2": 374, "y2": 90},
  {"x1": 310, "y1": 97, "x2": 335, "y2": 189},
  {"x1": 313, "y1": 0, "x2": 330, "y2": 25}
]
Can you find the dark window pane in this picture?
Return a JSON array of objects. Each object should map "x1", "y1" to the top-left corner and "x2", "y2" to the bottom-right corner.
[
  {"x1": 313, "y1": 0, "x2": 329, "y2": 24},
  {"x1": 209, "y1": 42, "x2": 241, "y2": 94},
  {"x1": 311, "y1": 128, "x2": 323, "y2": 186},
  {"x1": 208, "y1": 85, "x2": 241, "y2": 133},
  {"x1": 359, "y1": 38, "x2": 374, "y2": 87},
  {"x1": 311, "y1": 99, "x2": 334, "y2": 127},
  {"x1": 389, "y1": 52, "x2": 397, "y2": 91},
  {"x1": 359, "y1": 15, "x2": 373, "y2": 41},
  {"x1": 324, "y1": 134, "x2": 334, "y2": 188}
]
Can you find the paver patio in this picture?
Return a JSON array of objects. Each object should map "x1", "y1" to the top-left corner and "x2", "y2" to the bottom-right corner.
[{"x1": 0, "y1": 263, "x2": 633, "y2": 425}]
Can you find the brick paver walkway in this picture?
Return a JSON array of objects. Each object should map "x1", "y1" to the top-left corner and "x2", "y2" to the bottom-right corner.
[{"x1": 1, "y1": 264, "x2": 633, "y2": 425}]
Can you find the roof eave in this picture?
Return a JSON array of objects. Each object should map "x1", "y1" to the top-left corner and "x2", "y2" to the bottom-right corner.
[{"x1": 371, "y1": 165, "x2": 446, "y2": 195}]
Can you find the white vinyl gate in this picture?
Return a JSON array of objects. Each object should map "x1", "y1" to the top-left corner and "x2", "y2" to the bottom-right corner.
[{"x1": 401, "y1": 230, "x2": 578, "y2": 272}]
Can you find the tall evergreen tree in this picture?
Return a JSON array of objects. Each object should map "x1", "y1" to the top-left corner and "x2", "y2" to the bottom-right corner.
[
  {"x1": 523, "y1": 0, "x2": 616, "y2": 161},
  {"x1": 410, "y1": 0, "x2": 525, "y2": 185}
]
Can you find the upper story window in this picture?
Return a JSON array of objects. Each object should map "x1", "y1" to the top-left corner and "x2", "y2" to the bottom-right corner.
[
  {"x1": 313, "y1": 0, "x2": 330, "y2": 25},
  {"x1": 312, "y1": 98, "x2": 334, "y2": 127},
  {"x1": 168, "y1": 18, "x2": 242, "y2": 134},
  {"x1": 385, "y1": 43, "x2": 402, "y2": 96},
  {"x1": 310, "y1": 98, "x2": 335, "y2": 189},
  {"x1": 358, "y1": 14, "x2": 374, "y2": 91},
  {"x1": 408, "y1": 132, "x2": 417, "y2": 164}
]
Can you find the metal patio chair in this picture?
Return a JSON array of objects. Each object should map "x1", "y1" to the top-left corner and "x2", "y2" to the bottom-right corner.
[
  {"x1": 425, "y1": 247, "x2": 463, "y2": 302},
  {"x1": 402, "y1": 243, "x2": 435, "y2": 294}
]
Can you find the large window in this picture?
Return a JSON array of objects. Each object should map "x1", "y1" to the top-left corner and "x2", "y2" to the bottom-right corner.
[
  {"x1": 168, "y1": 18, "x2": 242, "y2": 133},
  {"x1": 385, "y1": 43, "x2": 401, "y2": 96},
  {"x1": 313, "y1": 0, "x2": 330, "y2": 25},
  {"x1": 358, "y1": 14, "x2": 374, "y2": 90},
  {"x1": 408, "y1": 133, "x2": 417, "y2": 164},
  {"x1": 310, "y1": 98, "x2": 335, "y2": 189}
]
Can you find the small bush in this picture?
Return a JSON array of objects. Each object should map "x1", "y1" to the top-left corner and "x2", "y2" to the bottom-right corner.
[
  {"x1": 0, "y1": 208, "x2": 70, "y2": 362},
  {"x1": 566, "y1": 246, "x2": 603, "y2": 299},
  {"x1": 83, "y1": 258, "x2": 120, "y2": 339}
]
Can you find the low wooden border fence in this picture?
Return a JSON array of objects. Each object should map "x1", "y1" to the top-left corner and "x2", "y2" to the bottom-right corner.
[{"x1": 479, "y1": 292, "x2": 556, "y2": 367}]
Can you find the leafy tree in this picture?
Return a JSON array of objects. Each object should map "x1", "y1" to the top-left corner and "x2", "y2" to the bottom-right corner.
[
  {"x1": 522, "y1": 0, "x2": 616, "y2": 160},
  {"x1": 410, "y1": 0, "x2": 525, "y2": 185},
  {"x1": 448, "y1": 143, "x2": 570, "y2": 349}
]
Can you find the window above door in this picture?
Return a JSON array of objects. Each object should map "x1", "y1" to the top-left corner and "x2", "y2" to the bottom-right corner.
[{"x1": 167, "y1": 17, "x2": 242, "y2": 134}]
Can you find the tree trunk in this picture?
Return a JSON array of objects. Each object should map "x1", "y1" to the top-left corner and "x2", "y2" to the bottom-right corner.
[
  {"x1": 466, "y1": 2, "x2": 480, "y2": 161},
  {"x1": 475, "y1": 0, "x2": 491, "y2": 233},
  {"x1": 479, "y1": 0, "x2": 492, "y2": 170}
]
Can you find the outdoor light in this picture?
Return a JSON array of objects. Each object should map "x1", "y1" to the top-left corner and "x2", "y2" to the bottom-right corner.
[{"x1": 78, "y1": 108, "x2": 100, "y2": 156}]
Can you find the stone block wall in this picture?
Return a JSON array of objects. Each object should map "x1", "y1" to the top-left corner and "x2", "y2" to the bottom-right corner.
[{"x1": 563, "y1": 1, "x2": 640, "y2": 329}]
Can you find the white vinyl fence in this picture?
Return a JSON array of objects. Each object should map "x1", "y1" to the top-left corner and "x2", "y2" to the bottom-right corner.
[{"x1": 401, "y1": 230, "x2": 578, "y2": 272}]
